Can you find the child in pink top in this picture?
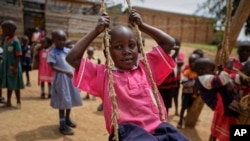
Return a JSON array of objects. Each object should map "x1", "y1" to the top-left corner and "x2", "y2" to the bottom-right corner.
[
  {"x1": 35, "y1": 37, "x2": 54, "y2": 98},
  {"x1": 66, "y1": 9, "x2": 188, "y2": 141}
]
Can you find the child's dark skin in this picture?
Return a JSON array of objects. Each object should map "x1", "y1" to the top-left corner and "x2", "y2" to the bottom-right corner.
[
  {"x1": 1, "y1": 21, "x2": 21, "y2": 107},
  {"x1": 48, "y1": 29, "x2": 76, "y2": 133},
  {"x1": 49, "y1": 30, "x2": 72, "y2": 78},
  {"x1": 66, "y1": 9, "x2": 175, "y2": 70},
  {"x1": 21, "y1": 36, "x2": 31, "y2": 86}
]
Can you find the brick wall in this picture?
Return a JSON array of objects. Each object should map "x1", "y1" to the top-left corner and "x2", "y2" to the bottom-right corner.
[{"x1": 110, "y1": 7, "x2": 214, "y2": 44}]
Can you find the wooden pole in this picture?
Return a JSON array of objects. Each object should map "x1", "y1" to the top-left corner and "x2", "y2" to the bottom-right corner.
[
  {"x1": 228, "y1": 0, "x2": 250, "y2": 53},
  {"x1": 185, "y1": 95, "x2": 204, "y2": 127}
]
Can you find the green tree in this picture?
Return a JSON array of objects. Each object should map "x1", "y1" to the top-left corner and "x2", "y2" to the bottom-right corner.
[{"x1": 196, "y1": 0, "x2": 250, "y2": 36}]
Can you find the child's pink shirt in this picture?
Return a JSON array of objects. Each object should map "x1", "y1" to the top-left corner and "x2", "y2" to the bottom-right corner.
[
  {"x1": 74, "y1": 46, "x2": 175, "y2": 134},
  {"x1": 38, "y1": 48, "x2": 54, "y2": 84}
]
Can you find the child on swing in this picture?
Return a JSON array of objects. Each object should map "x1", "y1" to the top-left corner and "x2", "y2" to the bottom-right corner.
[
  {"x1": 193, "y1": 57, "x2": 239, "y2": 141},
  {"x1": 66, "y1": 9, "x2": 188, "y2": 141}
]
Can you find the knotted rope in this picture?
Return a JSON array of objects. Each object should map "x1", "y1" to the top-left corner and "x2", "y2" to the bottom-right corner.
[
  {"x1": 126, "y1": 0, "x2": 166, "y2": 122},
  {"x1": 100, "y1": 1, "x2": 119, "y2": 141}
]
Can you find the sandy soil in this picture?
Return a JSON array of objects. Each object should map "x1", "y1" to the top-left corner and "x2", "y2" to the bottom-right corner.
[{"x1": 0, "y1": 39, "x2": 217, "y2": 141}]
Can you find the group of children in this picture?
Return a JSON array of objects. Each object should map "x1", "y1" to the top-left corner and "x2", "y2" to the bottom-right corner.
[
  {"x1": 0, "y1": 8, "x2": 249, "y2": 141},
  {"x1": 172, "y1": 41, "x2": 250, "y2": 141},
  {"x1": 0, "y1": 20, "x2": 83, "y2": 135}
]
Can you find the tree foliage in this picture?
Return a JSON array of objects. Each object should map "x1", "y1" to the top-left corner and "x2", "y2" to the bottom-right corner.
[{"x1": 195, "y1": 0, "x2": 250, "y2": 36}]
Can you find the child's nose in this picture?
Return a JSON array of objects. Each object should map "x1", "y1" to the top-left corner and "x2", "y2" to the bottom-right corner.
[{"x1": 122, "y1": 46, "x2": 132, "y2": 54}]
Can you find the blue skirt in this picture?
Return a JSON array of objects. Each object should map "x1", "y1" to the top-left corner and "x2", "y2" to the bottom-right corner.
[{"x1": 109, "y1": 122, "x2": 189, "y2": 141}]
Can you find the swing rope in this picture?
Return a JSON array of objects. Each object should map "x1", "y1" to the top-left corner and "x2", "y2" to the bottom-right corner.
[
  {"x1": 100, "y1": 1, "x2": 119, "y2": 141},
  {"x1": 215, "y1": 0, "x2": 232, "y2": 67},
  {"x1": 125, "y1": 0, "x2": 166, "y2": 122}
]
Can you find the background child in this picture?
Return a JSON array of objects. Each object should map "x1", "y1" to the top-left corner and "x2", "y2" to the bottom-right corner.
[
  {"x1": 225, "y1": 42, "x2": 250, "y2": 76},
  {"x1": 1, "y1": 20, "x2": 24, "y2": 108},
  {"x1": 194, "y1": 57, "x2": 239, "y2": 141},
  {"x1": 158, "y1": 38, "x2": 183, "y2": 116},
  {"x1": 66, "y1": 10, "x2": 188, "y2": 141},
  {"x1": 47, "y1": 29, "x2": 82, "y2": 135},
  {"x1": 83, "y1": 46, "x2": 101, "y2": 101},
  {"x1": 21, "y1": 35, "x2": 33, "y2": 86},
  {"x1": 177, "y1": 53, "x2": 200, "y2": 128},
  {"x1": 182, "y1": 49, "x2": 204, "y2": 72},
  {"x1": 65, "y1": 40, "x2": 74, "y2": 49},
  {"x1": 35, "y1": 37, "x2": 54, "y2": 99},
  {"x1": 0, "y1": 47, "x2": 4, "y2": 103}
]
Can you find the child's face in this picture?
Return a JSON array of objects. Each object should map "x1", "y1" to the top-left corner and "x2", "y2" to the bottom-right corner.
[
  {"x1": 238, "y1": 46, "x2": 250, "y2": 62},
  {"x1": 87, "y1": 50, "x2": 94, "y2": 58},
  {"x1": 1, "y1": 25, "x2": 12, "y2": 37},
  {"x1": 21, "y1": 38, "x2": 29, "y2": 45},
  {"x1": 109, "y1": 27, "x2": 138, "y2": 70},
  {"x1": 54, "y1": 32, "x2": 66, "y2": 49},
  {"x1": 41, "y1": 39, "x2": 49, "y2": 49}
]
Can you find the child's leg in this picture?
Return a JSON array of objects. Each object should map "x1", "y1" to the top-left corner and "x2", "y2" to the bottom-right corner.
[
  {"x1": 177, "y1": 94, "x2": 187, "y2": 128},
  {"x1": 173, "y1": 88, "x2": 179, "y2": 115},
  {"x1": 15, "y1": 90, "x2": 21, "y2": 109},
  {"x1": 177, "y1": 107, "x2": 186, "y2": 128},
  {"x1": 48, "y1": 82, "x2": 52, "y2": 98},
  {"x1": 0, "y1": 88, "x2": 4, "y2": 103},
  {"x1": 5, "y1": 89, "x2": 13, "y2": 106},
  {"x1": 209, "y1": 134, "x2": 216, "y2": 141},
  {"x1": 83, "y1": 93, "x2": 90, "y2": 100},
  {"x1": 40, "y1": 82, "x2": 45, "y2": 98},
  {"x1": 59, "y1": 109, "x2": 74, "y2": 135},
  {"x1": 66, "y1": 109, "x2": 76, "y2": 128},
  {"x1": 25, "y1": 70, "x2": 31, "y2": 86}
]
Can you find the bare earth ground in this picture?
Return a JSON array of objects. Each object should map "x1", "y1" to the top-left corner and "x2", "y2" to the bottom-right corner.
[{"x1": 0, "y1": 39, "x2": 217, "y2": 141}]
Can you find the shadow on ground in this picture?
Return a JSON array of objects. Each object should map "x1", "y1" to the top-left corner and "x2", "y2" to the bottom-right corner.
[
  {"x1": 15, "y1": 125, "x2": 73, "y2": 141},
  {"x1": 180, "y1": 127, "x2": 204, "y2": 141}
]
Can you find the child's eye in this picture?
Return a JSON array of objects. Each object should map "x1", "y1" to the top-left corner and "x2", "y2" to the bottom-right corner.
[
  {"x1": 129, "y1": 44, "x2": 136, "y2": 49},
  {"x1": 114, "y1": 45, "x2": 123, "y2": 50}
]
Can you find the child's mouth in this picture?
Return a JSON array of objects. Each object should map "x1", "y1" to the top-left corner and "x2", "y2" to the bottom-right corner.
[{"x1": 123, "y1": 58, "x2": 133, "y2": 63}]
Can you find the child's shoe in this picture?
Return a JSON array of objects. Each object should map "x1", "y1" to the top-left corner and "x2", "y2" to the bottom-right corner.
[
  {"x1": 66, "y1": 118, "x2": 77, "y2": 128},
  {"x1": 0, "y1": 97, "x2": 5, "y2": 103},
  {"x1": 16, "y1": 102, "x2": 21, "y2": 109},
  {"x1": 3, "y1": 102, "x2": 12, "y2": 107},
  {"x1": 97, "y1": 103, "x2": 103, "y2": 111},
  {"x1": 83, "y1": 95, "x2": 90, "y2": 100},
  {"x1": 177, "y1": 121, "x2": 183, "y2": 129},
  {"x1": 40, "y1": 93, "x2": 45, "y2": 99},
  {"x1": 59, "y1": 124, "x2": 74, "y2": 135},
  {"x1": 26, "y1": 82, "x2": 31, "y2": 87}
]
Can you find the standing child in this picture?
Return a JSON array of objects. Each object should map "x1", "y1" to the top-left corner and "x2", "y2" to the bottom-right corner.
[
  {"x1": 1, "y1": 20, "x2": 24, "y2": 108},
  {"x1": 35, "y1": 37, "x2": 54, "y2": 99},
  {"x1": 177, "y1": 53, "x2": 200, "y2": 128},
  {"x1": 158, "y1": 39, "x2": 183, "y2": 116},
  {"x1": 47, "y1": 29, "x2": 82, "y2": 135},
  {"x1": 0, "y1": 47, "x2": 4, "y2": 103},
  {"x1": 194, "y1": 58, "x2": 239, "y2": 141},
  {"x1": 83, "y1": 46, "x2": 101, "y2": 100},
  {"x1": 21, "y1": 35, "x2": 33, "y2": 86},
  {"x1": 66, "y1": 10, "x2": 188, "y2": 141}
]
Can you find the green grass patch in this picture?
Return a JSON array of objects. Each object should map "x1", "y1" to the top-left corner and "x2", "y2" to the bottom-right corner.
[{"x1": 182, "y1": 42, "x2": 237, "y2": 55}]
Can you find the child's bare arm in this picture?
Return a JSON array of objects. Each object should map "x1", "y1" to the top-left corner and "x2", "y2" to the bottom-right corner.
[
  {"x1": 66, "y1": 13, "x2": 110, "y2": 69},
  {"x1": 128, "y1": 9, "x2": 175, "y2": 54},
  {"x1": 49, "y1": 63, "x2": 73, "y2": 77}
]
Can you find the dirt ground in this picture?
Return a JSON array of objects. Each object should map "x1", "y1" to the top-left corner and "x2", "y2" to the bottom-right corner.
[{"x1": 0, "y1": 39, "x2": 218, "y2": 141}]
